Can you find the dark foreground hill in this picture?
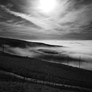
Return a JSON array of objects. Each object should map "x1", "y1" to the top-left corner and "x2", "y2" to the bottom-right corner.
[
  {"x1": 0, "y1": 52, "x2": 92, "y2": 92},
  {"x1": 0, "y1": 37, "x2": 92, "y2": 91}
]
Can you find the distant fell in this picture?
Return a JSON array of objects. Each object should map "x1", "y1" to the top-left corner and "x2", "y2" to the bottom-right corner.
[{"x1": 0, "y1": 37, "x2": 62, "y2": 48}]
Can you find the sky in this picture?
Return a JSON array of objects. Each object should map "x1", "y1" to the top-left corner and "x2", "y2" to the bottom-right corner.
[{"x1": 0, "y1": 0, "x2": 92, "y2": 40}]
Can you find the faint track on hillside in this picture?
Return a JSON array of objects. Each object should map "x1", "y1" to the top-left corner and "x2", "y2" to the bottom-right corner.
[{"x1": 0, "y1": 70, "x2": 92, "y2": 92}]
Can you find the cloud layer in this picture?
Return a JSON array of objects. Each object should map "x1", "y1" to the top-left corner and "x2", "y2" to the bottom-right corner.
[{"x1": 0, "y1": 0, "x2": 92, "y2": 40}]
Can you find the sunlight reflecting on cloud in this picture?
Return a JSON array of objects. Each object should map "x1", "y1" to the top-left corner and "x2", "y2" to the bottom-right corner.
[{"x1": 0, "y1": 0, "x2": 92, "y2": 39}]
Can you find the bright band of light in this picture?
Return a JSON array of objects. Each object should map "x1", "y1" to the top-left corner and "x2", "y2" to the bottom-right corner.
[{"x1": 37, "y1": 0, "x2": 57, "y2": 14}]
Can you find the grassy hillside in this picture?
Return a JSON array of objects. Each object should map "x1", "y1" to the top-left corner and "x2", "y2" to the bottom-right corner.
[
  {"x1": 0, "y1": 37, "x2": 92, "y2": 91},
  {"x1": 0, "y1": 52, "x2": 92, "y2": 90},
  {"x1": 0, "y1": 70, "x2": 80, "y2": 92},
  {"x1": 0, "y1": 81, "x2": 76, "y2": 92},
  {"x1": 0, "y1": 36, "x2": 84, "y2": 64}
]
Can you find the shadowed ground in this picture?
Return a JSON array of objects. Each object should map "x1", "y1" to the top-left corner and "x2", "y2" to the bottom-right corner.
[
  {"x1": 0, "y1": 37, "x2": 92, "y2": 92},
  {"x1": 0, "y1": 52, "x2": 92, "y2": 92}
]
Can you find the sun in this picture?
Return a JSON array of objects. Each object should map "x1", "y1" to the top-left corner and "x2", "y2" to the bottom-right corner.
[{"x1": 37, "y1": 0, "x2": 57, "y2": 14}]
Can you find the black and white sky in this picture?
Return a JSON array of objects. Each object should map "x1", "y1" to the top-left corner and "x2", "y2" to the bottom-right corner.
[{"x1": 0, "y1": 0, "x2": 92, "y2": 40}]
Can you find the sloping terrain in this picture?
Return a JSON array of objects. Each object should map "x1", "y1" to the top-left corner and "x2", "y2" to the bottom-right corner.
[
  {"x1": 0, "y1": 37, "x2": 92, "y2": 92},
  {"x1": 0, "y1": 52, "x2": 92, "y2": 91},
  {"x1": 0, "y1": 37, "x2": 61, "y2": 48},
  {"x1": 0, "y1": 37, "x2": 83, "y2": 64}
]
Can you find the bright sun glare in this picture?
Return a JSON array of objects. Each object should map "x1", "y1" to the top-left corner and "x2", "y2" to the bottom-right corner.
[{"x1": 38, "y1": 0, "x2": 57, "y2": 14}]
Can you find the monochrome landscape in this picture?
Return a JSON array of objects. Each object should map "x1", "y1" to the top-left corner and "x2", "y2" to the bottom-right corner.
[{"x1": 0, "y1": 0, "x2": 92, "y2": 91}]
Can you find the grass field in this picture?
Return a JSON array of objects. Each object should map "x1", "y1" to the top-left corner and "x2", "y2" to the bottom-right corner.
[
  {"x1": 0, "y1": 52, "x2": 92, "y2": 92},
  {"x1": 0, "y1": 81, "x2": 76, "y2": 92},
  {"x1": 0, "y1": 70, "x2": 89, "y2": 92},
  {"x1": 0, "y1": 70, "x2": 77, "y2": 92},
  {"x1": 0, "y1": 37, "x2": 92, "y2": 92}
]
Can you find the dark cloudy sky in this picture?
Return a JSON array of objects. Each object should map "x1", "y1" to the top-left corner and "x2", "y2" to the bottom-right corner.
[{"x1": 0, "y1": 0, "x2": 92, "y2": 40}]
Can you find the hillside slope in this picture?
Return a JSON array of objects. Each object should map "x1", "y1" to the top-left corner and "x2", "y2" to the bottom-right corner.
[{"x1": 0, "y1": 52, "x2": 92, "y2": 90}]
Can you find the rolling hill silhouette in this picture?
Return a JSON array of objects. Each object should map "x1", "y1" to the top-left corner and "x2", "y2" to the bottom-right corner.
[{"x1": 0, "y1": 37, "x2": 92, "y2": 91}]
